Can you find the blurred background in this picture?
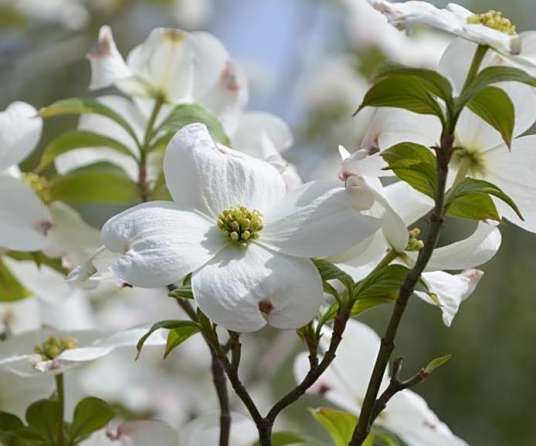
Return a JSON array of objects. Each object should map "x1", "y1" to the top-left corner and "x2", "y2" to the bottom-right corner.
[{"x1": 1, "y1": 0, "x2": 535, "y2": 444}]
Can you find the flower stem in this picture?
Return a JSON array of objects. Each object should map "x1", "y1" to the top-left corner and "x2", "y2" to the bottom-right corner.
[
  {"x1": 171, "y1": 296, "x2": 231, "y2": 446},
  {"x1": 55, "y1": 373, "x2": 65, "y2": 446},
  {"x1": 138, "y1": 96, "x2": 164, "y2": 202},
  {"x1": 461, "y1": 44, "x2": 489, "y2": 92}
]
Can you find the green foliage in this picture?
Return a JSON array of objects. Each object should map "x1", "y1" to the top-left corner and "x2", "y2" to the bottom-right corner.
[
  {"x1": 356, "y1": 74, "x2": 445, "y2": 121},
  {"x1": 446, "y1": 177, "x2": 522, "y2": 221},
  {"x1": 466, "y1": 86, "x2": 514, "y2": 148},
  {"x1": 376, "y1": 66, "x2": 453, "y2": 101},
  {"x1": 49, "y1": 164, "x2": 140, "y2": 205},
  {"x1": 312, "y1": 259, "x2": 354, "y2": 292},
  {"x1": 310, "y1": 407, "x2": 357, "y2": 446},
  {"x1": 24, "y1": 399, "x2": 62, "y2": 443},
  {"x1": 136, "y1": 320, "x2": 199, "y2": 359},
  {"x1": 154, "y1": 103, "x2": 231, "y2": 148},
  {"x1": 355, "y1": 264, "x2": 409, "y2": 301},
  {"x1": 381, "y1": 143, "x2": 437, "y2": 198},
  {"x1": 0, "y1": 259, "x2": 31, "y2": 302},
  {"x1": 36, "y1": 130, "x2": 138, "y2": 172},
  {"x1": 5, "y1": 252, "x2": 67, "y2": 276},
  {"x1": 164, "y1": 323, "x2": 200, "y2": 359},
  {"x1": 70, "y1": 397, "x2": 115, "y2": 442},
  {"x1": 40, "y1": 98, "x2": 140, "y2": 146},
  {"x1": 460, "y1": 66, "x2": 536, "y2": 105},
  {"x1": 424, "y1": 354, "x2": 452, "y2": 375}
]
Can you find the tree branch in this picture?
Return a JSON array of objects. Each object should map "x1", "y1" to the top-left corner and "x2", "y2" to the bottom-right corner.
[{"x1": 349, "y1": 142, "x2": 451, "y2": 445}]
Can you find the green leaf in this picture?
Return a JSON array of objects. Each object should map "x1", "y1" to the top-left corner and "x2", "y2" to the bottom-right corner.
[
  {"x1": 312, "y1": 259, "x2": 354, "y2": 291},
  {"x1": 351, "y1": 297, "x2": 394, "y2": 318},
  {"x1": 0, "y1": 412, "x2": 24, "y2": 433},
  {"x1": 382, "y1": 143, "x2": 437, "y2": 198},
  {"x1": 0, "y1": 259, "x2": 31, "y2": 302},
  {"x1": 356, "y1": 75, "x2": 444, "y2": 120},
  {"x1": 424, "y1": 354, "x2": 452, "y2": 375},
  {"x1": 136, "y1": 320, "x2": 198, "y2": 359},
  {"x1": 155, "y1": 104, "x2": 230, "y2": 147},
  {"x1": 6, "y1": 251, "x2": 67, "y2": 276},
  {"x1": 36, "y1": 130, "x2": 138, "y2": 172},
  {"x1": 164, "y1": 323, "x2": 200, "y2": 359},
  {"x1": 40, "y1": 98, "x2": 140, "y2": 146},
  {"x1": 447, "y1": 192, "x2": 500, "y2": 221},
  {"x1": 311, "y1": 407, "x2": 357, "y2": 446},
  {"x1": 461, "y1": 66, "x2": 536, "y2": 105},
  {"x1": 70, "y1": 397, "x2": 115, "y2": 441},
  {"x1": 25, "y1": 399, "x2": 61, "y2": 441},
  {"x1": 49, "y1": 164, "x2": 140, "y2": 205},
  {"x1": 168, "y1": 285, "x2": 194, "y2": 300},
  {"x1": 466, "y1": 86, "x2": 514, "y2": 148},
  {"x1": 376, "y1": 65, "x2": 453, "y2": 101},
  {"x1": 355, "y1": 265, "x2": 409, "y2": 301},
  {"x1": 446, "y1": 177, "x2": 523, "y2": 221}
]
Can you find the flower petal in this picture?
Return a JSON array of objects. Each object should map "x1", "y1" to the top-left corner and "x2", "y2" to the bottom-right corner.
[
  {"x1": 426, "y1": 222, "x2": 501, "y2": 271},
  {"x1": 87, "y1": 26, "x2": 133, "y2": 91},
  {"x1": 485, "y1": 135, "x2": 536, "y2": 232},
  {"x1": 416, "y1": 270, "x2": 483, "y2": 326},
  {"x1": 260, "y1": 181, "x2": 381, "y2": 258},
  {"x1": 232, "y1": 112, "x2": 293, "y2": 158},
  {"x1": 383, "y1": 181, "x2": 434, "y2": 226},
  {"x1": 385, "y1": 389, "x2": 469, "y2": 446},
  {"x1": 102, "y1": 201, "x2": 225, "y2": 287},
  {"x1": 294, "y1": 319, "x2": 387, "y2": 413},
  {"x1": 192, "y1": 244, "x2": 324, "y2": 332},
  {"x1": 3, "y1": 258, "x2": 83, "y2": 305},
  {"x1": 164, "y1": 123, "x2": 286, "y2": 217},
  {"x1": 0, "y1": 102, "x2": 42, "y2": 170},
  {"x1": 84, "y1": 421, "x2": 178, "y2": 446},
  {"x1": 0, "y1": 175, "x2": 51, "y2": 251},
  {"x1": 181, "y1": 413, "x2": 257, "y2": 446}
]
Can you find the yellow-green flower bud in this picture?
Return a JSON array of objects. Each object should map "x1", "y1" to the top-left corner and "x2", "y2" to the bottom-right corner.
[
  {"x1": 467, "y1": 10, "x2": 517, "y2": 35},
  {"x1": 217, "y1": 205, "x2": 264, "y2": 244}
]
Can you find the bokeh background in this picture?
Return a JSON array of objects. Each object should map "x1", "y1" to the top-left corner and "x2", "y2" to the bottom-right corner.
[{"x1": 1, "y1": 0, "x2": 535, "y2": 444}]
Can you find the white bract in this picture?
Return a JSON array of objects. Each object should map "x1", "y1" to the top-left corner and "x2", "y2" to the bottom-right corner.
[
  {"x1": 82, "y1": 420, "x2": 178, "y2": 446},
  {"x1": 0, "y1": 327, "x2": 165, "y2": 377},
  {"x1": 92, "y1": 123, "x2": 381, "y2": 332},
  {"x1": 368, "y1": 0, "x2": 536, "y2": 63},
  {"x1": 181, "y1": 412, "x2": 257, "y2": 446},
  {"x1": 335, "y1": 148, "x2": 500, "y2": 325},
  {"x1": 294, "y1": 319, "x2": 468, "y2": 446},
  {"x1": 0, "y1": 101, "x2": 51, "y2": 252},
  {"x1": 87, "y1": 26, "x2": 247, "y2": 131}
]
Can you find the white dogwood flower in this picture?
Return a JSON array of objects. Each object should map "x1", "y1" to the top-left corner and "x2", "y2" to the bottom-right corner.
[
  {"x1": 0, "y1": 101, "x2": 51, "y2": 251},
  {"x1": 334, "y1": 147, "x2": 499, "y2": 325},
  {"x1": 368, "y1": 0, "x2": 536, "y2": 62},
  {"x1": 96, "y1": 123, "x2": 381, "y2": 332},
  {"x1": 294, "y1": 319, "x2": 468, "y2": 446},
  {"x1": 87, "y1": 26, "x2": 247, "y2": 131},
  {"x1": 0, "y1": 327, "x2": 166, "y2": 377},
  {"x1": 82, "y1": 420, "x2": 178, "y2": 446}
]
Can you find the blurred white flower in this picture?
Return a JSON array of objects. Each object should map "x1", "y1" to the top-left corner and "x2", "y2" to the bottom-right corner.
[
  {"x1": 173, "y1": 0, "x2": 214, "y2": 29},
  {"x1": 181, "y1": 412, "x2": 257, "y2": 446},
  {"x1": 294, "y1": 319, "x2": 469, "y2": 445},
  {"x1": 87, "y1": 26, "x2": 248, "y2": 132},
  {"x1": 91, "y1": 123, "x2": 380, "y2": 332},
  {"x1": 0, "y1": 327, "x2": 165, "y2": 377},
  {"x1": 82, "y1": 420, "x2": 177, "y2": 446},
  {"x1": 0, "y1": 101, "x2": 51, "y2": 252},
  {"x1": 343, "y1": 0, "x2": 450, "y2": 67},
  {"x1": 370, "y1": 0, "x2": 536, "y2": 75},
  {"x1": 9, "y1": 0, "x2": 89, "y2": 30},
  {"x1": 0, "y1": 369, "x2": 54, "y2": 418}
]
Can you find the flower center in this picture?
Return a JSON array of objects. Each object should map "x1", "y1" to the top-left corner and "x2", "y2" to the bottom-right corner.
[
  {"x1": 467, "y1": 10, "x2": 517, "y2": 35},
  {"x1": 217, "y1": 205, "x2": 264, "y2": 244},
  {"x1": 452, "y1": 147, "x2": 487, "y2": 176},
  {"x1": 34, "y1": 336, "x2": 79, "y2": 360}
]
